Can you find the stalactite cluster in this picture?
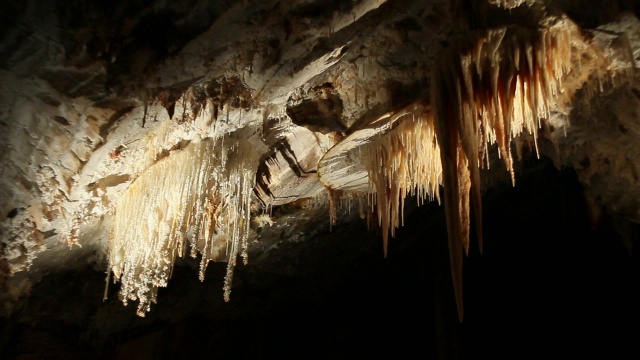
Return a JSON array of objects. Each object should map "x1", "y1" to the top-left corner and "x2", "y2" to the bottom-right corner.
[
  {"x1": 360, "y1": 103, "x2": 442, "y2": 257},
  {"x1": 105, "y1": 12, "x2": 620, "y2": 321},
  {"x1": 314, "y1": 14, "x2": 608, "y2": 322},
  {"x1": 107, "y1": 136, "x2": 255, "y2": 316},
  {"x1": 431, "y1": 15, "x2": 591, "y2": 320}
]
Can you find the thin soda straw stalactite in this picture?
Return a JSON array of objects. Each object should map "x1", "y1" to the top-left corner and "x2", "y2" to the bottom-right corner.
[
  {"x1": 432, "y1": 15, "x2": 590, "y2": 322},
  {"x1": 107, "y1": 136, "x2": 256, "y2": 316}
]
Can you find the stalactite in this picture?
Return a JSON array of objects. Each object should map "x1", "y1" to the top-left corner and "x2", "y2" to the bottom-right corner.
[
  {"x1": 431, "y1": 15, "x2": 589, "y2": 321},
  {"x1": 360, "y1": 103, "x2": 442, "y2": 257},
  {"x1": 108, "y1": 136, "x2": 256, "y2": 316}
]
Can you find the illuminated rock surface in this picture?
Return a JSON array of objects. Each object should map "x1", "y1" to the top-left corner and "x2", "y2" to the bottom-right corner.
[{"x1": 1, "y1": 0, "x2": 639, "y2": 358}]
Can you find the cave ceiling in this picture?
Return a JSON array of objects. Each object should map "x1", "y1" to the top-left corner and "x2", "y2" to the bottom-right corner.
[{"x1": 1, "y1": 0, "x2": 640, "y2": 339}]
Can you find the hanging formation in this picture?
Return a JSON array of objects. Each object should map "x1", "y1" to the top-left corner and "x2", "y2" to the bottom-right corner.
[
  {"x1": 318, "y1": 14, "x2": 605, "y2": 322},
  {"x1": 431, "y1": 15, "x2": 599, "y2": 321},
  {"x1": 108, "y1": 137, "x2": 255, "y2": 316},
  {"x1": 105, "y1": 11, "x2": 615, "y2": 320}
]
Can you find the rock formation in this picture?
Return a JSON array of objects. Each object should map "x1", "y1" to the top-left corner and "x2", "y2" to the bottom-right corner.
[{"x1": 1, "y1": 0, "x2": 639, "y2": 358}]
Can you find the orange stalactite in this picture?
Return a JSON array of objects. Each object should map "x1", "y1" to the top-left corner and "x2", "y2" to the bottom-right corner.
[
  {"x1": 432, "y1": 15, "x2": 591, "y2": 321},
  {"x1": 360, "y1": 103, "x2": 442, "y2": 258}
]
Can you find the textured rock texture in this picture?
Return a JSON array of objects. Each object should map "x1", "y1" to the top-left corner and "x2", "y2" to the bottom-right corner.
[{"x1": 1, "y1": 0, "x2": 639, "y2": 358}]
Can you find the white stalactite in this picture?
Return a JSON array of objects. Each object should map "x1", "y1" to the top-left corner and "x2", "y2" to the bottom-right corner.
[{"x1": 108, "y1": 135, "x2": 256, "y2": 316}]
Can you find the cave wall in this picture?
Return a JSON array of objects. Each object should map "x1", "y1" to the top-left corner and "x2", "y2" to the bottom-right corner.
[{"x1": 1, "y1": 0, "x2": 640, "y2": 358}]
